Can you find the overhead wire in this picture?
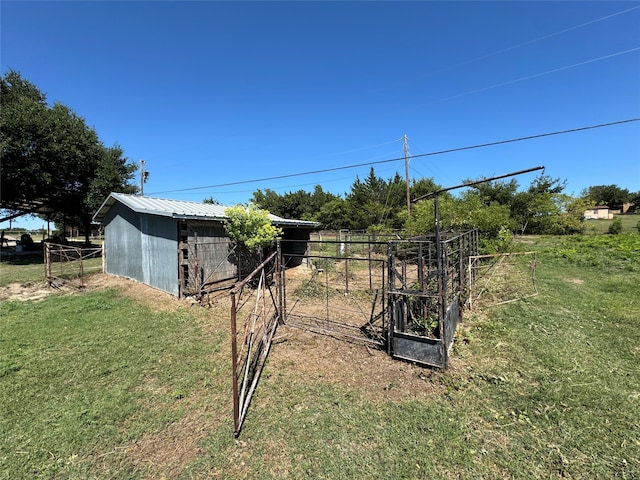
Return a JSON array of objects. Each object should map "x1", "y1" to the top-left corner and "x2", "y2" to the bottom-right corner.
[
  {"x1": 371, "y1": 5, "x2": 640, "y2": 96},
  {"x1": 149, "y1": 9, "x2": 640, "y2": 199},
  {"x1": 426, "y1": 47, "x2": 640, "y2": 106},
  {"x1": 148, "y1": 118, "x2": 639, "y2": 196},
  {"x1": 427, "y1": 5, "x2": 640, "y2": 77}
]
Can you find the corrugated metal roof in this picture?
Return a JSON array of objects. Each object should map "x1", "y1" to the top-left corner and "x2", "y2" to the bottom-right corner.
[{"x1": 93, "y1": 192, "x2": 318, "y2": 228}]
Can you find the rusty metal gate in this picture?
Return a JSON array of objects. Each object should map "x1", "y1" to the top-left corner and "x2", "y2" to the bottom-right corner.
[
  {"x1": 44, "y1": 242, "x2": 103, "y2": 289},
  {"x1": 229, "y1": 250, "x2": 283, "y2": 437}
]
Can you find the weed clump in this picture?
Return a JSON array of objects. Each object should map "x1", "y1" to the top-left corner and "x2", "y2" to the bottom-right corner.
[{"x1": 608, "y1": 217, "x2": 623, "y2": 235}]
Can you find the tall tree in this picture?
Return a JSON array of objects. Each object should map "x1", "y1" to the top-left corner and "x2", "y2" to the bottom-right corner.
[
  {"x1": 1, "y1": 71, "x2": 137, "y2": 242},
  {"x1": 581, "y1": 185, "x2": 630, "y2": 210},
  {"x1": 467, "y1": 179, "x2": 518, "y2": 207}
]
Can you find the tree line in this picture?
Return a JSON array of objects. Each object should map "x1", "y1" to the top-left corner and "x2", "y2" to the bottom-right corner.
[{"x1": 249, "y1": 168, "x2": 638, "y2": 240}]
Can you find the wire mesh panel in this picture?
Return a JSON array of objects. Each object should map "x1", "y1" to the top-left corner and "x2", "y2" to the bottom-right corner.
[
  {"x1": 282, "y1": 239, "x2": 388, "y2": 346},
  {"x1": 467, "y1": 251, "x2": 538, "y2": 309}
]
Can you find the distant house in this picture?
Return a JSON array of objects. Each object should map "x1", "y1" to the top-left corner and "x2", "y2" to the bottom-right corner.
[
  {"x1": 583, "y1": 206, "x2": 620, "y2": 220},
  {"x1": 93, "y1": 193, "x2": 317, "y2": 297}
]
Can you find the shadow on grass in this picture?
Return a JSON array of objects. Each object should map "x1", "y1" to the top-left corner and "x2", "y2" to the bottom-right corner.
[{"x1": 0, "y1": 251, "x2": 44, "y2": 266}]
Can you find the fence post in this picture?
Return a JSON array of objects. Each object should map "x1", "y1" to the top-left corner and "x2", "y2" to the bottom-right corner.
[
  {"x1": 230, "y1": 291, "x2": 240, "y2": 436},
  {"x1": 44, "y1": 243, "x2": 51, "y2": 285}
]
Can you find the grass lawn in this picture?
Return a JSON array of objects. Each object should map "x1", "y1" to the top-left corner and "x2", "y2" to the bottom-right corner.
[
  {"x1": 583, "y1": 214, "x2": 639, "y2": 235},
  {"x1": 1, "y1": 234, "x2": 639, "y2": 479},
  {"x1": 0, "y1": 253, "x2": 47, "y2": 287},
  {"x1": 0, "y1": 253, "x2": 102, "y2": 288}
]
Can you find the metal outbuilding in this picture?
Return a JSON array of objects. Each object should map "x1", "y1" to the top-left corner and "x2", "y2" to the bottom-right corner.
[{"x1": 93, "y1": 192, "x2": 317, "y2": 297}]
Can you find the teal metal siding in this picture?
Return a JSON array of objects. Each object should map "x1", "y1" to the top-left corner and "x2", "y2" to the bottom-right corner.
[
  {"x1": 104, "y1": 203, "x2": 179, "y2": 296},
  {"x1": 141, "y1": 215, "x2": 179, "y2": 296},
  {"x1": 104, "y1": 203, "x2": 143, "y2": 281}
]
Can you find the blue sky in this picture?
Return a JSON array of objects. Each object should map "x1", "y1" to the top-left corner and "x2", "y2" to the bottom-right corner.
[{"x1": 1, "y1": 1, "x2": 639, "y2": 230}]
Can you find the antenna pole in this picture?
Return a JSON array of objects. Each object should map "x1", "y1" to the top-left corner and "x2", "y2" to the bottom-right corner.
[
  {"x1": 404, "y1": 134, "x2": 411, "y2": 215},
  {"x1": 140, "y1": 159, "x2": 146, "y2": 196}
]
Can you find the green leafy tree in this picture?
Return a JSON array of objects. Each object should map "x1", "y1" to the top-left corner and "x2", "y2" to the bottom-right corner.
[
  {"x1": 467, "y1": 179, "x2": 518, "y2": 207},
  {"x1": 409, "y1": 177, "x2": 441, "y2": 202},
  {"x1": 224, "y1": 204, "x2": 282, "y2": 252},
  {"x1": 252, "y1": 185, "x2": 340, "y2": 223},
  {"x1": 203, "y1": 196, "x2": 220, "y2": 204},
  {"x1": 1, "y1": 70, "x2": 136, "y2": 242},
  {"x1": 511, "y1": 176, "x2": 567, "y2": 234},
  {"x1": 582, "y1": 185, "x2": 630, "y2": 210},
  {"x1": 316, "y1": 198, "x2": 351, "y2": 230},
  {"x1": 406, "y1": 192, "x2": 513, "y2": 240}
]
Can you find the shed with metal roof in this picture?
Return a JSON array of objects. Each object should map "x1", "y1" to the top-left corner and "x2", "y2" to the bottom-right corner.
[{"x1": 93, "y1": 192, "x2": 317, "y2": 297}]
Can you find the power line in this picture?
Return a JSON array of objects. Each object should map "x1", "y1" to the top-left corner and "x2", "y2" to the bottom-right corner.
[
  {"x1": 372, "y1": 6, "x2": 640, "y2": 97},
  {"x1": 425, "y1": 47, "x2": 640, "y2": 106},
  {"x1": 148, "y1": 118, "x2": 639, "y2": 195},
  {"x1": 443, "y1": 6, "x2": 640, "y2": 71}
]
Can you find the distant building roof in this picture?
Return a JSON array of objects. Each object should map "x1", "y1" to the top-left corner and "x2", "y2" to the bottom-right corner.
[{"x1": 92, "y1": 192, "x2": 318, "y2": 228}]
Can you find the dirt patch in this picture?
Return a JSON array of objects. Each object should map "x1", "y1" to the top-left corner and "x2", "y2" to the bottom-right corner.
[
  {"x1": 269, "y1": 326, "x2": 444, "y2": 403},
  {"x1": 125, "y1": 404, "x2": 208, "y2": 478},
  {"x1": 565, "y1": 278, "x2": 584, "y2": 285},
  {"x1": 0, "y1": 281, "x2": 57, "y2": 302}
]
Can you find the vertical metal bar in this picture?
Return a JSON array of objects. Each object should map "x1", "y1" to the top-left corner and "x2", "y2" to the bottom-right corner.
[
  {"x1": 418, "y1": 241, "x2": 424, "y2": 291},
  {"x1": 434, "y1": 194, "x2": 447, "y2": 367},
  {"x1": 44, "y1": 243, "x2": 50, "y2": 285},
  {"x1": 230, "y1": 292, "x2": 240, "y2": 436},
  {"x1": 345, "y1": 241, "x2": 349, "y2": 294},
  {"x1": 387, "y1": 242, "x2": 394, "y2": 355},
  {"x1": 458, "y1": 235, "x2": 464, "y2": 301},
  {"x1": 79, "y1": 247, "x2": 85, "y2": 289},
  {"x1": 368, "y1": 240, "x2": 372, "y2": 291},
  {"x1": 325, "y1": 268, "x2": 330, "y2": 326},
  {"x1": 277, "y1": 240, "x2": 285, "y2": 324},
  {"x1": 381, "y1": 256, "x2": 386, "y2": 346}
]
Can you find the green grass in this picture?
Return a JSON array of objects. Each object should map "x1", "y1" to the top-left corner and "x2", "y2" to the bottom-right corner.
[
  {"x1": 0, "y1": 254, "x2": 103, "y2": 287},
  {"x1": 0, "y1": 253, "x2": 46, "y2": 287},
  {"x1": 1, "y1": 234, "x2": 639, "y2": 478},
  {"x1": 583, "y1": 214, "x2": 639, "y2": 234},
  {"x1": 1, "y1": 289, "x2": 228, "y2": 479}
]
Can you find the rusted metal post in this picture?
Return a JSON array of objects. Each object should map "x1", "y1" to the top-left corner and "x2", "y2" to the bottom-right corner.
[
  {"x1": 230, "y1": 291, "x2": 240, "y2": 437},
  {"x1": 44, "y1": 243, "x2": 51, "y2": 285},
  {"x1": 368, "y1": 240, "x2": 372, "y2": 291},
  {"x1": 434, "y1": 194, "x2": 447, "y2": 367},
  {"x1": 277, "y1": 240, "x2": 285, "y2": 324},
  {"x1": 345, "y1": 241, "x2": 349, "y2": 294},
  {"x1": 387, "y1": 242, "x2": 394, "y2": 355},
  {"x1": 78, "y1": 247, "x2": 85, "y2": 289}
]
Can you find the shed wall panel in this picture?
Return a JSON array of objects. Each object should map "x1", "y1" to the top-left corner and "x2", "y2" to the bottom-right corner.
[
  {"x1": 141, "y1": 215, "x2": 179, "y2": 296},
  {"x1": 104, "y1": 203, "x2": 143, "y2": 281}
]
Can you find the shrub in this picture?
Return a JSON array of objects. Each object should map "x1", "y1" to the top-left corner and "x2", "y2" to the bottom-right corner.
[
  {"x1": 608, "y1": 217, "x2": 623, "y2": 235},
  {"x1": 224, "y1": 204, "x2": 283, "y2": 252}
]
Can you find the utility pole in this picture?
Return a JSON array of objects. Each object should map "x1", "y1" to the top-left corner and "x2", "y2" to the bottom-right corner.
[
  {"x1": 403, "y1": 134, "x2": 411, "y2": 215},
  {"x1": 139, "y1": 159, "x2": 148, "y2": 196}
]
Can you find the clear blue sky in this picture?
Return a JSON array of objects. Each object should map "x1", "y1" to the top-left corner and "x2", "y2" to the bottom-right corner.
[{"x1": 2, "y1": 1, "x2": 639, "y2": 230}]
